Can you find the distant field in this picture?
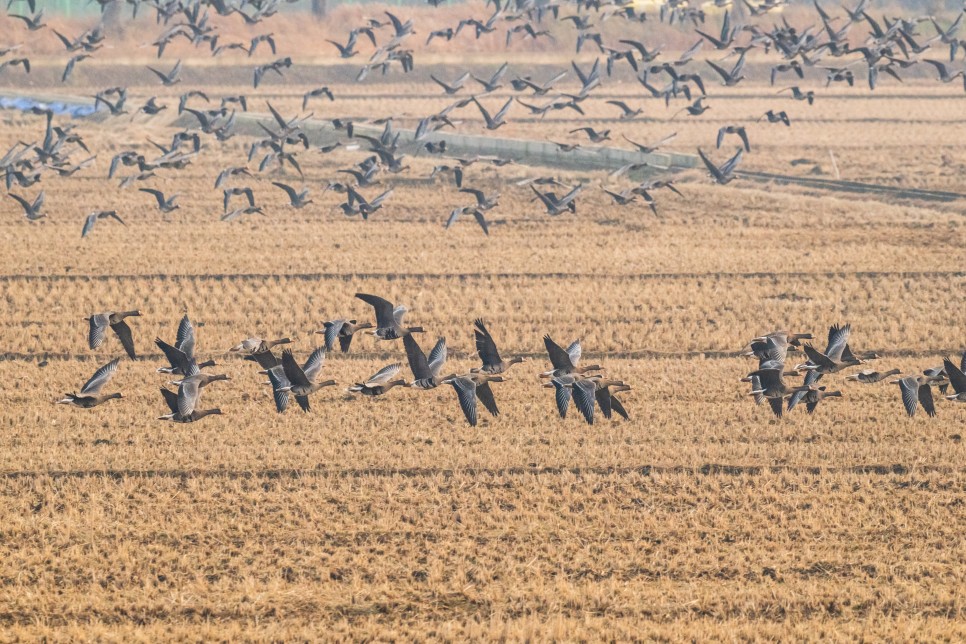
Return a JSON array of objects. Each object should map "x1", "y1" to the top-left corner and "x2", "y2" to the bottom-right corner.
[{"x1": 1, "y1": 46, "x2": 966, "y2": 640}]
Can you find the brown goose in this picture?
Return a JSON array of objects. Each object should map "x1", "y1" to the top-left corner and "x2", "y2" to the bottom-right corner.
[
  {"x1": 266, "y1": 348, "x2": 336, "y2": 412},
  {"x1": 169, "y1": 372, "x2": 230, "y2": 419},
  {"x1": 471, "y1": 319, "x2": 525, "y2": 375},
  {"x1": 87, "y1": 310, "x2": 140, "y2": 359},
  {"x1": 745, "y1": 368, "x2": 814, "y2": 418},
  {"x1": 58, "y1": 358, "x2": 123, "y2": 408},
  {"x1": 348, "y1": 364, "x2": 408, "y2": 396},
  {"x1": 316, "y1": 319, "x2": 373, "y2": 353},
  {"x1": 891, "y1": 374, "x2": 940, "y2": 417},
  {"x1": 540, "y1": 336, "x2": 601, "y2": 378},
  {"x1": 354, "y1": 293, "x2": 424, "y2": 340},
  {"x1": 158, "y1": 388, "x2": 221, "y2": 422},
  {"x1": 442, "y1": 372, "x2": 506, "y2": 426},
  {"x1": 845, "y1": 368, "x2": 901, "y2": 384},
  {"x1": 595, "y1": 380, "x2": 630, "y2": 420},
  {"x1": 404, "y1": 335, "x2": 449, "y2": 390},
  {"x1": 544, "y1": 374, "x2": 601, "y2": 423}
]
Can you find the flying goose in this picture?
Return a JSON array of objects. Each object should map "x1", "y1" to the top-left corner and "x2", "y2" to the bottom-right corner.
[
  {"x1": 354, "y1": 293, "x2": 424, "y2": 340},
  {"x1": 348, "y1": 363, "x2": 408, "y2": 396},
  {"x1": 697, "y1": 147, "x2": 743, "y2": 184},
  {"x1": 891, "y1": 374, "x2": 939, "y2": 417},
  {"x1": 541, "y1": 335, "x2": 601, "y2": 378},
  {"x1": 404, "y1": 335, "x2": 449, "y2": 390},
  {"x1": 169, "y1": 372, "x2": 230, "y2": 419},
  {"x1": 442, "y1": 372, "x2": 505, "y2": 426},
  {"x1": 471, "y1": 319, "x2": 525, "y2": 375},
  {"x1": 316, "y1": 319, "x2": 373, "y2": 353},
  {"x1": 265, "y1": 348, "x2": 336, "y2": 412},
  {"x1": 845, "y1": 368, "x2": 901, "y2": 383},
  {"x1": 158, "y1": 387, "x2": 221, "y2": 422},
  {"x1": 57, "y1": 358, "x2": 122, "y2": 408},
  {"x1": 87, "y1": 310, "x2": 140, "y2": 359}
]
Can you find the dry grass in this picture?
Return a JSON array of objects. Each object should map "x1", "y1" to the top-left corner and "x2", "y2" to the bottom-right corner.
[{"x1": 1, "y1": 48, "x2": 966, "y2": 639}]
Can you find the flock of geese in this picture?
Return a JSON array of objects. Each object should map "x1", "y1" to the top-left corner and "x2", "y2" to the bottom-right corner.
[
  {"x1": 2, "y1": 0, "x2": 965, "y2": 234},
  {"x1": 59, "y1": 302, "x2": 966, "y2": 423},
  {"x1": 58, "y1": 294, "x2": 631, "y2": 426},
  {"x1": 742, "y1": 324, "x2": 966, "y2": 418}
]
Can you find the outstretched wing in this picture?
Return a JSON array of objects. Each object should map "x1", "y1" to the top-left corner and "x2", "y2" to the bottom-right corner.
[
  {"x1": 111, "y1": 320, "x2": 137, "y2": 359},
  {"x1": 451, "y1": 377, "x2": 478, "y2": 426},
  {"x1": 88, "y1": 313, "x2": 109, "y2": 349},
  {"x1": 571, "y1": 379, "x2": 596, "y2": 425},
  {"x1": 476, "y1": 381, "x2": 499, "y2": 417},
  {"x1": 474, "y1": 319, "x2": 502, "y2": 368},
  {"x1": 176, "y1": 314, "x2": 195, "y2": 357},
  {"x1": 366, "y1": 363, "x2": 401, "y2": 386},
  {"x1": 355, "y1": 293, "x2": 395, "y2": 329},
  {"x1": 544, "y1": 335, "x2": 574, "y2": 370},
  {"x1": 427, "y1": 338, "x2": 447, "y2": 376},
  {"x1": 266, "y1": 367, "x2": 290, "y2": 413},
  {"x1": 80, "y1": 357, "x2": 120, "y2": 394},
  {"x1": 403, "y1": 334, "x2": 432, "y2": 379},
  {"x1": 322, "y1": 320, "x2": 345, "y2": 352},
  {"x1": 302, "y1": 347, "x2": 327, "y2": 382},
  {"x1": 159, "y1": 387, "x2": 179, "y2": 414}
]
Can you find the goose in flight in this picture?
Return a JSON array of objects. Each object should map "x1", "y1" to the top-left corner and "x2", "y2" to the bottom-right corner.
[
  {"x1": 265, "y1": 348, "x2": 336, "y2": 412},
  {"x1": 87, "y1": 310, "x2": 140, "y2": 359},
  {"x1": 348, "y1": 363, "x2": 409, "y2": 396},
  {"x1": 404, "y1": 335, "x2": 450, "y2": 390},
  {"x1": 316, "y1": 319, "x2": 373, "y2": 353},
  {"x1": 354, "y1": 293, "x2": 424, "y2": 340},
  {"x1": 58, "y1": 358, "x2": 123, "y2": 408}
]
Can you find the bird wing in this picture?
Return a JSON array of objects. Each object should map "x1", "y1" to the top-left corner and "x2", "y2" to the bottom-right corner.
[
  {"x1": 788, "y1": 370, "x2": 821, "y2": 412},
  {"x1": 281, "y1": 350, "x2": 311, "y2": 387},
  {"x1": 321, "y1": 320, "x2": 344, "y2": 352},
  {"x1": 544, "y1": 335, "x2": 575, "y2": 369},
  {"x1": 81, "y1": 213, "x2": 96, "y2": 237},
  {"x1": 721, "y1": 147, "x2": 744, "y2": 175},
  {"x1": 177, "y1": 379, "x2": 200, "y2": 418},
  {"x1": 825, "y1": 323, "x2": 851, "y2": 360},
  {"x1": 392, "y1": 304, "x2": 408, "y2": 326},
  {"x1": 7, "y1": 192, "x2": 32, "y2": 214},
  {"x1": 898, "y1": 378, "x2": 919, "y2": 416},
  {"x1": 802, "y1": 344, "x2": 835, "y2": 370},
  {"x1": 459, "y1": 187, "x2": 485, "y2": 205},
  {"x1": 271, "y1": 181, "x2": 298, "y2": 201},
  {"x1": 610, "y1": 395, "x2": 629, "y2": 420},
  {"x1": 427, "y1": 337, "x2": 447, "y2": 376},
  {"x1": 471, "y1": 209, "x2": 489, "y2": 235},
  {"x1": 159, "y1": 387, "x2": 179, "y2": 414},
  {"x1": 403, "y1": 334, "x2": 431, "y2": 379},
  {"x1": 572, "y1": 379, "x2": 597, "y2": 425},
  {"x1": 266, "y1": 367, "x2": 291, "y2": 413},
  {"x1": 294, "y1": 395, "x2": 310, "y2": 412},
  {"x1": 87, "y1": 313, "x2": 109, "y2": 349},
  {"x1": 919, "y1": 383, "x2": 937, "y2": 417},
  {"x1": 155, "y1": 337, "x2": 189, "y2": 372},
  {"x1": 355, "y1": 293, "x2": 395, "y2": 328},
  {"x1": 367, "y1": 363, "x2": 401, "y2": 386},
  {"x1": 80, "y1": 357, "x2": 120, "y2": 394},
  {"x1": 565, "y1": 339, "x2": 582, "y2": 365},
  {"x1": 302, "y1": 347, "x2": 327, "y2": 382},
  {"x1": 111, "y1": 320, "x2": 137, "y2": 359},
  {"x1": 767, "y1": 397, "x2": 784, "y2": 418},
  {"x1": 595, "y1": 386, "x2": 613, "y2": 419},
  {"x1": 474, "y1": 319, "x2": 502, "y2": 367},
  {"x1": 176, "y1": 314, "x2": 195, "y2": 357},
  {"x1": 450, "y1": 377, "x2": 478, "y2": 426},
  {"x1": 697, "y1": 148, "x2": 726, "y2": 182},
  {"x1": 551, "y1": 379, "x2": 571, "y2": 418},
  {"x1": 493, "y1": 98, "x2": 514, "y2": 123},
  {"x1": 476, "y1": 381, "x2": 499, "y2": 416}
]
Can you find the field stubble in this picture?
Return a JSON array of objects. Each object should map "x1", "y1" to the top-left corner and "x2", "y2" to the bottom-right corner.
[{"x1": 0, "y1": 70, "x2": 965, "y2": 638}]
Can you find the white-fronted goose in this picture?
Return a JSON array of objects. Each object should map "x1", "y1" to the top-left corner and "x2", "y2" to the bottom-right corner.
[
  {"x1": 471, "y1": 319, "x2": 525, "y2": 375},
  {"x1": 158, "y1": 387, "x2": 221, "y2": 422},
  {"x1": 404, "y1": 335, "x2": 449, "y2": 390},
  {"x1": 58, "y1": 358, "x2": 122, "y2": 408},
  {"x1": 892, "y1": 374, "x2": 939, "y2": 417},
  {"x1": 348, "y1": 363, "x2": 408, "y2": 396},
  {"x1": 354, "y1": 293, "x2": 424, "y2": 340},
  {"x1": 266, "y1": 348, "x2": 336, "y2": 412},
  {"x1": 87, "y1": 310, "x2": 140, "y2": 359},
  {"x1": 316, "y1": 319, "x2": 373, "y2": 353}
]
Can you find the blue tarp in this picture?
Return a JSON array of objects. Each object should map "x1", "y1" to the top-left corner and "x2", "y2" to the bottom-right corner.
[{"x1": 0, "y1": 96, "x2": 96, "y2": 118}]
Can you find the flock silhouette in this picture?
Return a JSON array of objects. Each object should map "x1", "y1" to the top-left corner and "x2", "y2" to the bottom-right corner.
[
  {"x1": 2, "y1": 0, "x2": 964, "y2": 235},
  {"x1": 58, "y1": 294, "x2": 632, "y2": 427}
]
